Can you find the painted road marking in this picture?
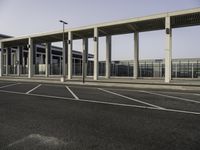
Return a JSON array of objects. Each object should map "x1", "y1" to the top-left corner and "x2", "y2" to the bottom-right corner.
[
  {"x1": 140, "y1": 90, "x2": 200, "y2": 104},
  {"x1": 66, "y1": 86, "x2": 79, "y2": 100},
  {"x1": 0, "y1": 89, "x2": 200, "y2": 116},
  {"x1": 26, "y1": 84, "x2": 42, "y2": 94},
  {"x1": 104, "y1": 87, "x2": 200, "y2": 96},
  {"x1": 0, "y1": 83, "x2": 20, "y2": 89},
  {"x1": 98, "y1": 88, "x2": 165, "y2": 109},
  {"x1": 150, "y1": 91, "x2": 200, "y2": 96}
]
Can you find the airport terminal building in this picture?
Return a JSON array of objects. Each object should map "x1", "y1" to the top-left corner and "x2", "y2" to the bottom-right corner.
[{"x1": 0, "y1": 8, "x2": 200, "y2": 82}]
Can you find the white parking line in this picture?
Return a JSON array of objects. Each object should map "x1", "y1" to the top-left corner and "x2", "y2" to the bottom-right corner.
[
  {"x1": 103, "y1": 87, "x2": 200, "y2": 97},
  {"x1": 98, "y1": 88, "x2": 165, "y2": 109},
  {"x1": 0, "y1": 83, "x2": 20, "y2": 89},
  {"x1": 149, "y1": 91, "x2": 200, "y2": 96},
  {"x1": 26, "y1": 84, "x2": 42, "y2": 94},
  {"x1": 140, "y1": 90, "x2": 200, "y2": 104},
  {"x1": 66, "y1": 86, "x2": 79, "y2": 100},
  {"x1": 0, "y1": 89, "x2": 200, "y2": 116}
]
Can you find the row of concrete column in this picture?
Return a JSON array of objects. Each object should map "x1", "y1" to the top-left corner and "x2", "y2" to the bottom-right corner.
[{"x1": 0, "y1": 16, "x2": 172, "y2": 82}]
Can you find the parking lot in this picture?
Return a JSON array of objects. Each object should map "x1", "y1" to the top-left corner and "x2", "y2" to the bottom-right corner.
[{"x1": 0, "y1": 80, "x2": 200, "y2": 149}]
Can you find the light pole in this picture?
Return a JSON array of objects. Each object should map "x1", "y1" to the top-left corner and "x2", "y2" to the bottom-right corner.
[
  {"x1": 59, "y1": 20, "x2": 67, "y2": 81},
  {"x1": 82, "y1": 45, "x2": 85, "y2": 83}
]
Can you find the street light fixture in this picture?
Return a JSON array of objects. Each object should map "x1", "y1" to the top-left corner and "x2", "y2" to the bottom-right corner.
[
  {"x1": 59, "y1": 20, "x2": 68, "y2": 82},
  {"x1": 59, "y1": 20, "x2": 68, "y2": 46}
]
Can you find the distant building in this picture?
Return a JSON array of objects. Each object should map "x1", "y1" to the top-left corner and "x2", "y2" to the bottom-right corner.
[
  {"x1": 99, "y1": 58, "x2": 200, "y2": 78},
  {"x1": 0, "y1": 34, "x2": 93, "y2": 76}
]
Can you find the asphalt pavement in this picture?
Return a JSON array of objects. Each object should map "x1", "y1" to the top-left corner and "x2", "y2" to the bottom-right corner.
[{"x1": 0, "y1": 80, "x2": 200, "y2": 150}]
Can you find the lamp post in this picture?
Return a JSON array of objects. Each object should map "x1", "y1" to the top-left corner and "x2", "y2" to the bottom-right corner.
[
  {"x1": 82, "y1": 45, "x2": 85, "y2": 83},
  {"x1": 59, "y1": 20, "x2": 67, "y2": 82}
]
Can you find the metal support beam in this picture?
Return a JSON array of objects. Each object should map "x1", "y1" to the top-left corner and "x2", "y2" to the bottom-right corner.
[
  {"x1": 127, "y1": 24, "x2": 137, "y2": 32},
  {"x1": 99, "y1": 29, "x2": 108, "y2": 35},
  {"x1": 165, "y1": 16, "x2": 172, "y2": 83},
  {"x1": 106, "y1": 35, "x2": 111, "y2": 79},
  {"x1": 134, "y1": 32, "x2": 139, "y2": 79},
  {"x1": 68, "y1": 31, "x2": 73, "y2": 79},
  {"x1": 94, "y1": 27, "x2": 99, "y2": 80}
]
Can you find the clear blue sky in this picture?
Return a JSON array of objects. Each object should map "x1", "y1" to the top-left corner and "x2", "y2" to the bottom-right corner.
[{"x1": 0, "y1": 0, "x2": 200, "y2": 60}]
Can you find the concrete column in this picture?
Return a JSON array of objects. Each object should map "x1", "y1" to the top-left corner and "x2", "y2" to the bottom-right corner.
[
  {"x1": 22, "y1": 49, "x2": 26, "y2": 75},
  {"x1": 82, "y1": 38, "x2": 88, "y2": 79},
  {"x1": 19, "y1": 47, "x2": 23, "y2": 74},
  {"x1": 45, "y1": 43, "x2": 51, "y2": 77},
  {"x1": 93, "y1": 27, "x2": 99, "y2": 80},
  {"x1": 68, "y1": 31, "x2": 73, "y2": 79},
  {"x1": 192, "y1": 63, "x2": 194, "y2": 78},
  {"x1": 28, "y1": 38, "x2": 33, "y2": 78},
  {"x1": 17, "y1": 46, "x2": 22, "y2": 76},
  {"x1": 134, "y1": 32, "x2": 139, "y2": 79},
  {"x1": 40, "y1": 54, "x2": 43, "y2": 64},
  {"x1": 0, "y1": 42, "x2": 3, "y2": 77},
  {"x1": 7, "y1": 48, "x2": 12, "y2": 75},
  {"x1": 64, "y1": 41, "x2": 68, "y2": 76},
  {"x1": 165, "y1": 16, "x2": 172, "y2": 83},
  {"x1": 106, "y1": 35, "x2": 111, "y2": 79},
  {"x1": 33, "y1": 45, "x2": 36, "y2": 75},
  {"x1": 175, "y1": 63, "x2": 178, "y2": 78},
  {"x1": 5, "y1": 48, "x2": 9, "y2": 76},
  {"x1": 22, "y1": 48, "x2": 25, "y2": 66},
  {"x1": 50, "y1": 54, "x2": 53, "y2": 75},
  {"x1": 62, "y1": 38, "x2": 68, "y2": 77},
  {"x1": 59, "y1": 57, "x2": 62, "y2": 75}
]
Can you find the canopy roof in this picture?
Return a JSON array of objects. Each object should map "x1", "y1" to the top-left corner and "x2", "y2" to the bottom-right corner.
[{"x1": 1, "y1": 7, "x2": 200, "y2": 47}]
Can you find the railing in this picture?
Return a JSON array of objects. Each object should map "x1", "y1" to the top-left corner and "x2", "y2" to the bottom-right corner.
[{"x1": 2, "y1": 60, "x2": 200, "y2": 78}]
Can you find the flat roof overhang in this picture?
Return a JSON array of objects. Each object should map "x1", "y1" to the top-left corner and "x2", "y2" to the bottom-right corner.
[{"x1": 1, "y1": 7, "x2": 200, "y2": 47}]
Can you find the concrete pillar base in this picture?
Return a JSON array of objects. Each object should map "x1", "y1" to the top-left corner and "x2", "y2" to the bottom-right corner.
[{"x1": 60, "y1": 76, "x2": 65, "y2": 82}]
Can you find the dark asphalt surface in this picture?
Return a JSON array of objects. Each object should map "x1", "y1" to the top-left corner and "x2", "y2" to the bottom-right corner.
[
  {"x1": 32, "y1": 84, "x2": 74, "y2": 98},
  {"x1": 0, "y1": 81, "x2": 200, "y2": 150},
  {"x1": 2, "y1": 83, "x2": 38, "y2": 93},
  {"x1": 69, "y1": 86, "x2": 149, "y2": 107},
  {"x1": 108, "y1": 88, "x2": 200, "y2": 112}
]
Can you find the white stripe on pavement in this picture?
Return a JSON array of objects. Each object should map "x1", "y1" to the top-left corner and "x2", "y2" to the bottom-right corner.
[
  {"x1": 26, "y1": 84, "x2": 42, "y2": 94},
  {"x1": 66, "y1": 86, "x2": 79, "y2": 100},
  {"x1": 140, "y1": 90, "x2": 200, "y2": 104},
  {"x1": 0, "y1": 83, "x2": 20, "y2": 89},
  {"x1": 104, "y1": 88, "x2": 200, "y2": 97},
  {"x1": 98, "y1": 88, "x2": 165, "y2": 109},
  {"x1": 0, "y1": 89, "x2": 200, "y2": 116}
]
